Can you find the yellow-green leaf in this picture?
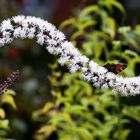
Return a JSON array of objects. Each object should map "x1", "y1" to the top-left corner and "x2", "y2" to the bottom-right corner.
[
  {"x1": 1, "y1": 95, "x2": 17, "y2": 110},
  {"x1": 108, "y1": 0, "x2": 125, "y2": 14},
  {"x1": 60, "y1": 18, "x2": 75, "y2": 29},
  {"x1": 3, "y1": 89, "x2": 16, "y2": 96},
  {"x1": 79, "y1": 5, "x2": 99, "y2": 17},
  {"x1": 37, "y1": 125, "x2": 56, "y2": 138},
  {"x1": 0, "y1": 120, "x2": 9, "y2": 129},
  {"x1": 102, "y1": 17, "x2": 116, "y2": 38},
  {"x1": 0, "y1": 108, "x2": 5, "y2": 119},
  {"x1": 60, "y1": 133, "x2": 78, "y2": 140}
]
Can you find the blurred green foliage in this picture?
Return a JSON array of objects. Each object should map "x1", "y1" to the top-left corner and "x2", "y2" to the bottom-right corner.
[
  {"x1": 31, "y1": 0, "x2": 140, "y2": 140},
  {"x1": 0, "y1": 89, "x2": 17, "y2": 140}
]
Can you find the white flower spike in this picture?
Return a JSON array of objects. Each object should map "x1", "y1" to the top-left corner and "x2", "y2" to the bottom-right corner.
[{"x1": 0, "y1": 15, "x2": 139, "y2": 96}]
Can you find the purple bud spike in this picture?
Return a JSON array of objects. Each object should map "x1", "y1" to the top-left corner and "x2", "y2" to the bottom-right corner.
[{"x1": 0, "y1": 70, "x2": 20, "y2": 95}]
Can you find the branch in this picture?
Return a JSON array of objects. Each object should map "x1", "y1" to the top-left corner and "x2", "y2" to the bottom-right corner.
[{"x1": 0, "y1": 15, "x2": 139, "y2": 96}]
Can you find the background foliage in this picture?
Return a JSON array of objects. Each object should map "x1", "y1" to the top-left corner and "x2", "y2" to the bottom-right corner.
[{"x1": 0, "y1": 0, "x2": 140, "y2": 140}]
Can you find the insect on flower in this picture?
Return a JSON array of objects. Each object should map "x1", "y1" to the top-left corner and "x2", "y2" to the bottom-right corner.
[{"x1": 103, "y1": 63, "x2": 127, "y2": 74}]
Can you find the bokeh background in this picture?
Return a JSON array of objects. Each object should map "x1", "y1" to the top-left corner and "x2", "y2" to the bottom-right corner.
[{"x1": 0, "y1": 0, "x2": 140, "y2": 140}]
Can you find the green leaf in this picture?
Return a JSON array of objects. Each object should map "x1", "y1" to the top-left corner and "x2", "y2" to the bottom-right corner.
[
  {"x1": 4, "y1": 89, "x2": 16, "y2": 96},
  {"x1": 77, "y1": 128, "x2": 92, "y2": 140},
  {"x1": 123, "y1": 106, "x2": 140, "y2": 122},
  {"x1": 71, "y1": 30, "x2": 84, "y2": 40},
  {"x1": 118, "y1": 26, "x2": 131, "y2": 34},
  {"x1": 64, "y1": 105, "x2": 87, "y2": 115},
  {"x1": 124, "y1": 50, "x2": 139, "y2": 58},
  {"x1": 60, "y1": 133, "x2": 79, "y2": 140},
  {"x1": 1, "y1": 95, "x2": 17, "y2": 110},
  {"x1": 83, "y1": 42, "x2": 94, "y2": 56},
  {"x1": 78, "y1": 19, "x2": 97, "y2": 30},
  {"x1": 0, "y1": 109, "x2": 5, "y2": 119},
  {"x1": 49, "y1": 112, "x2": 72, "y2": 126},
  {"x1": 102, "y1": 17, "x2": 116, "y2": 38},
  {"x1": 37, "y1": 125, "x2": 56, "y2": 137},
  {"x1": 0, "y1": 120, "x2": 9, "y2": 129},
  {"x1": 125, "y1": 37, "x2": 139, "y2": 50},
  {"x1": 86, "y1": 31, "x2": 108, "y2": 59},
  {"x1": 60, "y1": 18, "x2": 75, "y2": 29},
  {"x1": 113, "y1": 129, "x2": 131, "y2": 140},
  {"x1": 79, "y1": 5, "x2": 99, "y2": 17},
  {"x1": 109, "y1": 0, "x2": 125, "y2": 14}
]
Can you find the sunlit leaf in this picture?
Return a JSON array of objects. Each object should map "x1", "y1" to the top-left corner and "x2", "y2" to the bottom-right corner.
[
  {"x1": 3, "y1": 89, "x2": 16, "y2": 96},
  {"x1": 79, "y1": 5, "x2": 99, "y2": 17},
  {"x1": 123, "y1": 106, "x2": 140, "y2": 122},
  {"x1": 78, "y1": 128, "x2": 92, "y2": 140},
  {"x1": 49, "y1": 112, "x2": 72, "y2": 125},
  {"x1": 60, "y1": 133, "x2": 78, "y2": 140},
  {"x1": 42, "y1": 102, "x2": 54, "y2": 113},
  {"x1": 78, "y1": 19, "x2": 97, "y2": 30},
  {"x1": 105, "y1": 0, "x2": 125, "y2": 14},
  {"x1": 71, "y1": 30, "x2": 84, "y2": 40},
  {"x1": 0, "y1": 109, "x2": 5, "y2": 119},
  {"x1": 118, "y1": 26, "x2": 131, "y2": 34},
  {"x1": 1, "y1": 95, "x2": 17, "y2": 110},
  {"x1": 102, "y1": 17, "x2": 116, "y2": 38},
  {"x1": 64, "y1": 105, "x2": 87, "y2": 115},
  {"x1": 37, "y1": 125, "x2": 56, "y2": 137},
  {"x1": 0, "y1": 120, "x2": 9, "y2": 129},
  {"x1": 113, "y1": 129, "x2": 131, "y2": 140},
  {"x1": 60, "y1": 18, "x2": 75, "y2": 29}
]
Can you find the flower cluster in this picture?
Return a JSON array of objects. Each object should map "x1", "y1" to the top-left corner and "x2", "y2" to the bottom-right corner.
[
  {"x1": 0, "y1": 15, "x2": 139, "y2": 96},
  {"x1": 0, "y1": 70, "x2": 20, "y2": 94}
]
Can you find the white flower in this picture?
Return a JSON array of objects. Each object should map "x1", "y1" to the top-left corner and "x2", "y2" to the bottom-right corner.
[
  {"x1": 0, "y1": 15, "x2": 140, "y2": 96},
  {"x1": 89, "y1": 61, "x2": 99, "y2": 73},
  {"x1": 36, "y1": 33, "x2": 45, "y2": 45},
  {"x1": 44, "y1": 22, "x2": 56, "y2": 32},
  {"x1": 46, "y1": 46, "x2": 54, "y2": 54},
  {"x1": 13, "y1": 27, "x2": 26, "y2": 39},
  {"x1": 82, "y1": 74, "x2": 91, "y2": 82},
  {"x1": 0, "y1": 39, "x2": 6, "y2": 46},
  {"x1": 92, "y1": 77, "x2": 98, "y2": 82},
  {"x1": 19, "y1": 28, "x2": 27, "y2": 39},
  {"x1": 69, "y1": 64, "x2": 78, "y2": 73},
  {"x1": 12, "y1": 15, "x2": 25, "y2": 23},
  {"x1": 61, "y1": 41, "x2": 80, "y2": 56},
  {"x1": 58, "y1": 55, "x2": 69, "y2": 65},
  {"x1": 1, "y1": 19, "x2": 13, "y2": 31},
  {"x1": 102, "y1": 83, "x2": 108, "y2": 89},
  {"x1": 98, "y1": 66, "x2": 108, "y2": 74},
  {"x1": 27, "y1": 28, "x2": 36, "y2": 39},
  {"x1": 106, "y1": 72, "x2": 115, "y2": 80},
  {"x1": 94, "y1": 82, "x2": 100, "y2": 87},
  {"x1": 54, "y1": 30, "x2": 65, "y2": 42}
]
